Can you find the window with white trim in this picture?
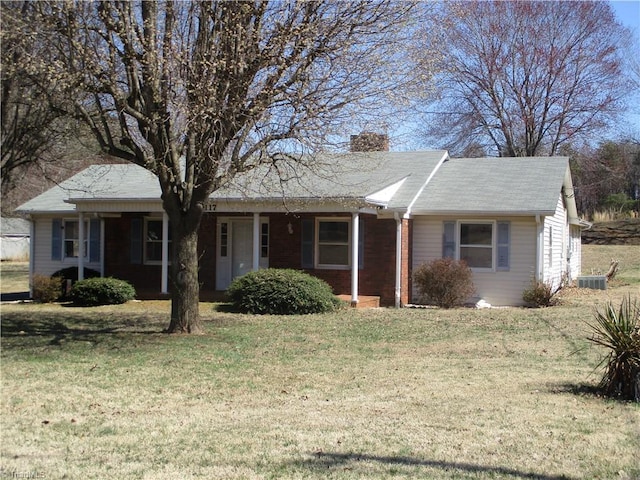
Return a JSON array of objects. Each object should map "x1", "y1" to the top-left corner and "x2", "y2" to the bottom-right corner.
[
  {"x1": 442, "y1": 221, "x2": 510, "y2": 271},
  {"x1": 316, "y1": 218, "x2": 350, "y2": 268},
  {"x1": 460, "y1": 222, "x2": 493, "y2": 269},
  {"x1": 64, "y1": 220, "x2": 88, "y2": 259},
  {"x1": 145, "y1": 218, "x2": 171, "y2": 264}
]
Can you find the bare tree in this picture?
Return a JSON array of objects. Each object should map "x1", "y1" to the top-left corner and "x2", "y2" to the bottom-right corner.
[
  {"x1": 12, "y1": 1, "x2": 420, "y2": 333},
  {"x1": 565, "y1": 140, "x2": 640, "y2": 218},
  {"x1": 1, "y1": 1, "x2": 71, "y2": 194},
  {"x1": 420, "y1": 1, "x2": 633, "y2": 157}
]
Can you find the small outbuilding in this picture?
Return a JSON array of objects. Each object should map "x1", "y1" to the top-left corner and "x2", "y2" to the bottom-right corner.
[{"x1": 0, "y1": 217, "x2": 30, "y2": 261}]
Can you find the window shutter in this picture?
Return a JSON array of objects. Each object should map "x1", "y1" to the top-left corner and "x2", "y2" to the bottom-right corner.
[
  {"x1": 51, "y1": 219, "x2": 62, "y2": 261},
  {"x1": 301, "y1": 218, "x2": 314, "y2": 268},
  {"x1": 497, "y1": 221, "x2": 510, "y2": 271},
  {"x1": 89, "y1": 219, "x2": 100, "y2": 263},
  {"x1": 358, "y1": 217, "x2": 364, "y2": 270},
  {"x1": 130, "y1": 218, "x2": 143, "y2": 264},
  {"x1": 442, "y1": 221, "x2": 456, "y2": 258}
]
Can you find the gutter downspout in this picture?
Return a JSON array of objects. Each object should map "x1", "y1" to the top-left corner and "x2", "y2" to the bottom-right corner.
[
  {"x1": 394, "y1": 212, "x2": 402, "y2": 308},
  {"x1": 392, "y1": 152, "x2": 447, "y2": 309},
  {"x1": 351, "y1": 212, "x2": 360, "y2": 306}
]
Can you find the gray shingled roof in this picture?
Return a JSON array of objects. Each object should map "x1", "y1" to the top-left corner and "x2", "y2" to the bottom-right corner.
[
  {"x1": 17, "y1": 152, "x2": 448, "y2": 213},
  {"x1": 16, "y1": 164, "x2": 160, "y2": 213},
  {"x1": 211, "y1": 151, "x2": 447, "y2": 207},
  {"x1": 409, "y1": 156, "x2": 570, "y2": 215},
  {"x1": 17, "y1": 153, "x2": 572, "y2": 217}
]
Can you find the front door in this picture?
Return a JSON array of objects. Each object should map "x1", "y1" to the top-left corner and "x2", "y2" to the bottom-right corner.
[
  {"x1": 232, "y1": 220, "x2": 253, "y2": 279},
  {"x1": 216, "y1": 217, "x2": 269, "y2": 290}
]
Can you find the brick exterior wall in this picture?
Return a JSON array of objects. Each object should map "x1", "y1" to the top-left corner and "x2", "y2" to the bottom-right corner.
[
  {"x1": 103, "y1": 211, "x2": 405, "y2": 306},
  {"x1": 104, "y1": 213, "x2": 217, "y2": 298},
  {"x1": 104, "y1": 214, "x2": 162, "y2": 294}
]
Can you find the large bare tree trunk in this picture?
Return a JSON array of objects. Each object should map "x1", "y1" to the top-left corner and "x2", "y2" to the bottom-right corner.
[{"x1": 166, "y1": 206, "x2": 203, "y2": 334}]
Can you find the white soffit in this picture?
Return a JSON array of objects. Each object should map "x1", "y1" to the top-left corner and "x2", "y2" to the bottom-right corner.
[{"x1": 365, "y1": 177, "x2": 408, "y2": 206}]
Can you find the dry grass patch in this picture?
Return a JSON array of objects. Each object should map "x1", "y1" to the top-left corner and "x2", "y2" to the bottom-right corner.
[{"x1": 2, "y1": 302, "x2": 639, "y2": 479}]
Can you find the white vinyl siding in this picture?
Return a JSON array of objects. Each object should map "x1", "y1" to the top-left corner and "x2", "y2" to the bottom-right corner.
[
  {"x1": 542, "y1": 195, "x2": 568, "y2": 290},
  {"x1": 567, "y1": 224, "x2": 582, "y2": 281},
  {"x1": 412, "y1": 216, "x2": 537, "y2": 306},
  {"x1": 32, "y1": 216, "x2": 102, "y2": 278}
]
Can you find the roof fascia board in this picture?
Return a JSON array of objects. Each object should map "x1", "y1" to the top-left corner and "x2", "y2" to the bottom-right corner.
[
  {"x1": 562, "y1": 165, "x2": 582, "y2": 225},
  {"x1": 407, "y1": 210, "x2": 556, "y2": 217},
  {"x1": 404, "y1": 151, "x2": 449, "y2": 218},
  {"x1": 211, "y1": 197, "x2": 374, "y2": 213}
]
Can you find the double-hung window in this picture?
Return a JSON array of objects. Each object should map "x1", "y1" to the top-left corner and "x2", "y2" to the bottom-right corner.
[
  {"x1": 443, "y1": 221, "x2": 510, "y2": 271},
  {"x1": 64, "y1": 220, "x2": 88, "y2": 259},
  {"x1": 317, "y1": 219, "x2": 351, "y2": 267},
  {"x1": 317, "y1": 219, "x2": 350, "y2": 268},
  {"x1": 145, "y1": 218, "x2": 171, "y2": 264},
  {"x1": 52, "y1": 218, "x2": 101, "y2": 262},
  {"x1": 301, "y1": 217, "x2": 363, "y2": 270},
  {"x1": 459, "y1": 222, "x2": 493, "y2": 269}
]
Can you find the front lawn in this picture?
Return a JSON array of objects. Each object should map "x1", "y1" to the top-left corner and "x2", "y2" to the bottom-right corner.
[{"x1": 1, "y1": 245, "x2": 639, "y2": 479}]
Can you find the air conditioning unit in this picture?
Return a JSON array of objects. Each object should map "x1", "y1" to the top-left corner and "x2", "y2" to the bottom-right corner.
[{"x1": 577, "y1": 276, "x2": 607, "y2": 290}]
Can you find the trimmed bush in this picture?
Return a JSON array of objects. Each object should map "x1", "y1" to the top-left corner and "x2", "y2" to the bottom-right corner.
[
  {"x1": 52, "y1": 266, "x2": 100, "y2": 298},
  {"x1": 587, "y1": 295, "x2": 640, "y2": 401},
  {"x1": 413, "y1": 258, "x2": 475, "y2": 308},
  {"x1": 69, "y1": 277, "x2": 136, "y2": 306},
  {"x1": 32, "y1": 274, "x2": 63, "y2": 303},
  {"x1": 226, "y1": 268, "x2": 342, "y2": 315}
]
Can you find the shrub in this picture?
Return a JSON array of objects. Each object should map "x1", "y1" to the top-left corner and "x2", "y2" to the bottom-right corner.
[
  {"x1": 522, "y1": 280, "x2": 560, "y2": 307},
  {"x1": 226, "y1": 268, "x2": 342, "y2": 315},
  {"x1": 32, "y1": 274, "x2": 63, "y2": 303},
  {"x1": 587, "y1": 295, "x2": 640, "y2": 401},
  {"x1": 52, "y1": 267, "x2": 100, "y2": 298},
  {"x1": 413, "y1": 258, "x2": 475, "y2": 308},
  {"x1": 69, "y1": 277, "x2": 136, "y2": 306}
]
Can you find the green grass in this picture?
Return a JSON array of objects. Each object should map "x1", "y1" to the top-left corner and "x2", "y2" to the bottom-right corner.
[{"x1": 1, "y1": 248, "x2": 639, "y2": 479}]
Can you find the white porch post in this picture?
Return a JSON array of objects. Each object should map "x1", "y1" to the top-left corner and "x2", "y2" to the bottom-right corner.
[
  {"x1": 99, "y1": 219, "x2": 105, "y2": 277},
  {"x1": 78, "y1": 212, "x2": 85, "y2": 280},
  {"x1": 536, "y1": 215, "x2": 544, "y2": 282},
  {"x1": 394, "y1": 214, "x2": 402, "y2": 308},
  {"x1": 252, "y1": 213, "x2": 260, "y2": 271},
  {"x1": 351, "y1": 212, "x2": 359, "y2": 305},
  {"x1": 161, "y1": 211, "x2": 169, "y2": 294},
  {"x1": 28, "y1": 218, "x2": 35, "y2": 297}
]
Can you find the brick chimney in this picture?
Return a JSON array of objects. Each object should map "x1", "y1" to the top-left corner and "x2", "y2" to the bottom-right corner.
[{"x1": 350, "y1": 132, "x2": 389, "y2": 152}]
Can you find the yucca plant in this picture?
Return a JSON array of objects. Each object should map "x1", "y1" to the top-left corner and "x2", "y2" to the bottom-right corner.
[{"x1": 587, "y1": 295, "x2": 640, "y2": 401}]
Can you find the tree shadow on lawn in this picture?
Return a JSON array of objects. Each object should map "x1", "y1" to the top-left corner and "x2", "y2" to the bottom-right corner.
[
  {"x1": 1, "y1": 310, "x2": 165, "y2": 347},
  {"x1": 546, "y1": 382, "x2": 602, "y2": 398},
  {"x1": 295, "y1": 452, "x2": 576, "y2": 480}
]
